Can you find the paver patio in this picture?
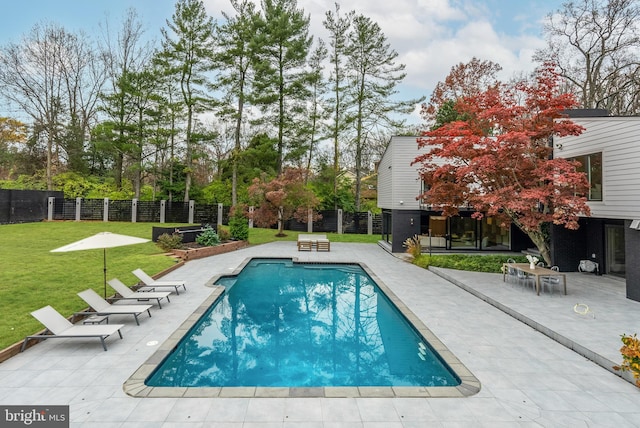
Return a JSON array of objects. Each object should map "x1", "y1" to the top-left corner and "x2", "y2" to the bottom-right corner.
[{"x1": 2, "y1": 241, "x2": 640, "y2": 427}]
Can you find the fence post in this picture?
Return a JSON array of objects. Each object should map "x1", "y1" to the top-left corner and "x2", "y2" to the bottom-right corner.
[
  {"x1": 217, "y1": 203, "x2": 223, "y2": 227},
  {"x1": 248, "y1": 206, "x2": 254, "y2": 228},
  {"x1": 337, "y1": 209, "x2": 343, "y2": 234},
  {"x1": 308, "y1": 208, "x2": 313, "y2": 233},
  {"x1": 368, "y1": 211, "x2": 373, "y2": 235},
  {"x1": 160, "y1": 200, "x2": 166, "y2": 223},
  {"x1": 103, "y1": 198, "x2": 109, "y2": 222},
  {"x1": 47, "y1": 197, "x2": 54, "y2": 221},
  {"x1": 131, "y1": 199, "x2": 138, "y2": 223},
  {"x1": 188, "y1": 200, "x2": 195, "y2": 224},
  {"x1": 75, "y1": 198, "x2": 82, "y2": 221}
]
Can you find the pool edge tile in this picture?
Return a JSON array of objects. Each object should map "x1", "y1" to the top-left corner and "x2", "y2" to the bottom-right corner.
[{"x1": 124, "y1": 258, "x2": 482, "y2": 399}]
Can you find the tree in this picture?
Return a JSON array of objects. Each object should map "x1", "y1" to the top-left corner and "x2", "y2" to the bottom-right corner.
[
  {"x1": 157, "y1": 0, "x2": 215, "y2": 202},
  {"x1": 214, "y1": 0, "x2": 260, "y2": 207},
  {"x1": 98, "y1": 8, "x2": 154, "y2": 189},
  {"x1": 301, "y1": 39, "x2": 329, "y2": 183},
  {"x1": 0, "y1": 117, "x2": 28, "y2": 179},
  {"x1": 248, "y1": 167, "x2": 320, "y2": 236},
  {"x1": 422, "y1": 57, "x2": 502, "y2": 129},
  {"x1": 323, "y1": 3, "x2": 354, "y2": 207},
  {"x1": 535, "y1": 0, "x2": 640, "y2": 115},
  {"x1": 0, "y1": 22, "x2": 104, "y2": 188},
  {"x1": 252, "y1": 0, "x2": 313, "y2": 174},
  {"x1": 345, "y1": 14, "x2": 423, "y2": 210},
  {"x1": 414, "y1": 64, "x2": 592, "y2": 265}
]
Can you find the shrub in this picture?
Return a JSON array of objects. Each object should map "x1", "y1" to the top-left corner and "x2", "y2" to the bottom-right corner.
[
  {"x1": 156, "y1": 233, "x2": 183, "y2": 252},
  {"x1": 413, "y1": 254, "x2": 529, "y2": 273},
  {"x1": 229, "y1": 211, "x2": 249, "y2": 241},
  {"x1": 196, "y1": 226, "x2": 220, "y2": 246},
  {"x1": 614, "y1": 333, "x2": 640, "y2": 387},
  {"x1": 217, "y1": 227, "x2": 231, "y2": 241},
  {"x1": 403, "y1": 234, "x2": 422, "y2": 259}
]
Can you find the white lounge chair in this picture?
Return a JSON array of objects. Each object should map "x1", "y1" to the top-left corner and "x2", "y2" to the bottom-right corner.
[
  {"x1": 77, "y1": 289, "x2": 152, "y2": 325},
  {"x1": 132, "y1": 268, "x2": 186, "y2": 295},
  {"x1": 108, "y1": 278, "x2": 171, "y2": 309},
  {"x1": 22, "y1": 305, "x2": 124, "y2": 352}
]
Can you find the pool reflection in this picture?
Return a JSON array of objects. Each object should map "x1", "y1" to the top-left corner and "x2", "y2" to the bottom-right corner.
[{"x1": 146, "y1": 259, "x2": 459, "y2": 387}]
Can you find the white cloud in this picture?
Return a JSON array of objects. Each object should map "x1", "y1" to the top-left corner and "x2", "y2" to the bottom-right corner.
[{"x1": 203, "y1": 0, "x2": 552, "y2": 108}]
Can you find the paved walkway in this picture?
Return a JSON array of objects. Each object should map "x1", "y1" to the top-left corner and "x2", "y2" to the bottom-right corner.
[{"x1": 2, "y1": 242, "x2": 640, "y2": 427}]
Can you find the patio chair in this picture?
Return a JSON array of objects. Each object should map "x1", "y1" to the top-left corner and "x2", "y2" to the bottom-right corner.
[
  {"x1": 22, "y1": 305, "x2": 124, "y2": 352},
  {"x1": 505, "y1": 258, "x2": 518, "y2": 285},
  {"x1": 77, "y1": 289, "x2": 152, "y2": 325},
  {"x1": 297, "y1": 234, "x2": 313, "y2": 251},
  {"x1": 108, "y1": 278, "x2": 171, "y2": 309},
  {"x1": 541, "y1": 266, "x2": 562, "y2": 295},
  {"x1": 132, "y1": 268, "x2": 187, "y2": 295}
]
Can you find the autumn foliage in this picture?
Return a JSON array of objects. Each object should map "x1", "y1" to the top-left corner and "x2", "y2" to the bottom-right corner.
[
  {"x1": 248, "y1": 167, "x2": 321, "y2": 236},
  {"x1": 613, "y1": 333, "x2": 640, "y2": 388},
  {"x1": 414, "y1": 62, "x2": 591, "y2": 264}
]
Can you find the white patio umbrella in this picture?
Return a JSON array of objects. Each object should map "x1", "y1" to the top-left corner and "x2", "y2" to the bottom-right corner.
[{"x1": 51, "y1": 232, "x2": 150, "y2": 298}]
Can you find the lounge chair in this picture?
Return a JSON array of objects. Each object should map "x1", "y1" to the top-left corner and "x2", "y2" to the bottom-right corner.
[
  {"x1": 77, "y1": 289, "x2": 152, "y2": 325},
  {"x1": 132, "y1": 268, "x2": 187, "y2": 295},
  {"x1": 22, "y1": 305, "x2": 124, "y2": 352},
  {"x1": 297, "y1": 234, "x2": 313, "y2": 251},
  {"x1": 108, "y1": 278, "x2": 171, "y2": 309}
]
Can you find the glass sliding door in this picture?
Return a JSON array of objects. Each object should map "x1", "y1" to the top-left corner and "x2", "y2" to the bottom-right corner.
[
  {"x1": 449, "y1": 217, "x2": 478, "y2": 249},
  {"x1": 480, "y1": 217, "x2": 510, "y2": 250},
  {"x1": 605, "y1": 224, "x2": 625, "y2": 277}
]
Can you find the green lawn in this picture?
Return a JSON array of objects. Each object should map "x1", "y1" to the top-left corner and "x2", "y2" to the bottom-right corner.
[{"x1": 0, "y1": 222, "x2": 380, "y2": 349}]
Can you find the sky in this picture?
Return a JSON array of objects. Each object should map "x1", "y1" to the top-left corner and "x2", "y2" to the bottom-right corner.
[{"x1": 0, "y1": 0, "x2": 564, "y2": 122}]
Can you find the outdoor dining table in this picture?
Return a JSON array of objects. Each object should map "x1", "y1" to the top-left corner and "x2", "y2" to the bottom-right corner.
[{"x1": 502, "y1": 263, "x2": 567, "y2": 296}]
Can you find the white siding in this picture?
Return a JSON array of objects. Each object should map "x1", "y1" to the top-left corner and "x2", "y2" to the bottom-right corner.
[
  {"x1": 556, "y1": 117, "x2": 640, "y2": 219},
  {"x1": 377, "y1": 136, "x2": 426, "y2": 211},
  {"x1": 377, "y1": 143, "x2": 393, "y2": 208}
]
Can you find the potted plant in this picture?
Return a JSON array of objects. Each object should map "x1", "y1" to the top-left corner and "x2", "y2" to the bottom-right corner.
[{"x1": 613, "y1": 333, "x2": 640, "y2": 387}]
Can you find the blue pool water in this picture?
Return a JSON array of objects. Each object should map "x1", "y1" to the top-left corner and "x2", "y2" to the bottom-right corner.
[{"x1": 146, "y1": 259, "x2": 460, "y2": 388}]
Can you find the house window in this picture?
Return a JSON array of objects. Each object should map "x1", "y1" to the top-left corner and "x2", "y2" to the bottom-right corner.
[{"x1": 572, "y1": 152, "x2": 602, "y2": 201}]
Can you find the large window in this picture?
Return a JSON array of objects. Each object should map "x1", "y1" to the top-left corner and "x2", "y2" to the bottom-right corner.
[{"x1": 572, "y1": 152, "x2": 602, "y2": 201}]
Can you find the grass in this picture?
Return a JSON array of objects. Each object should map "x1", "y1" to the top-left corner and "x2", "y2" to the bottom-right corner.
[
  {"x1": 0, "y1": 221, "x2": 192, "y2": 350},
  {"x1": 0, "y1": 223, "x2": 380, "y2": 349},
  {"x1": 1, "y1": 221, "x2": 514, "y2": 350},
  {"x1": 245, "y1": 227, "x2": 380, "y2": 245}
]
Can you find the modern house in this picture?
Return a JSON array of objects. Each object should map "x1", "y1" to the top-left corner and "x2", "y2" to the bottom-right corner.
[
  {"x1": 377, "y1": 115, "x2": 640, "y2": 302},
  {"x1": 553, "y1": 114, "x2": 640, "y2": 301},
  {"x1": 377, "y1": 136, "x2": 532, "y2": 255}
]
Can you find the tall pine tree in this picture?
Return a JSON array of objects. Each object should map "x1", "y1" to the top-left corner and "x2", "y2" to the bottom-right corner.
[
  {"x1": 252, "y1": 0, "x2": 313, "y2": 174},
  {"x1": 157, "y1": 0, "x2": 215, "y2": 202}
]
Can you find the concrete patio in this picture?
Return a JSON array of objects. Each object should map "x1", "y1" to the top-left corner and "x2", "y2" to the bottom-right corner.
[{"x1": 1, "y1": 241, "x2": 640, "y2": 427}]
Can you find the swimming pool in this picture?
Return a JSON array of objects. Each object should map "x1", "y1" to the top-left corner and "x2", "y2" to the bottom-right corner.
[{"x1": 126, "y1": 258, "x2": 480, "y2": 397}]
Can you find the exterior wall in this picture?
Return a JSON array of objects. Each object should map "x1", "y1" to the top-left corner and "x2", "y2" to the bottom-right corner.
[
  {"x1": 550, "y1": 220, "x2": 598, "y2": 272},
  {"x1": 555, "y1": 117, "x2": 640, "y2": 219},
  {"x1": 625, "y1": 222, "x2": 640, "y2": 300},
  {"x1": 555, "y1": 116, "x2": 640, "y2": 301},
  {"x1": 391, "y1": 209, "x2": 422, "y2": 253},
  {"x1": 377, "y1": 136, "x2": 426, "y2": 212},
  {"x1": 377, "y1": 142, "x2": 393, "y2": 209}
]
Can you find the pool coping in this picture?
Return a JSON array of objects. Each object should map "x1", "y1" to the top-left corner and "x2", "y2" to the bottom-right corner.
[{"x1": 123, "y1": 257, "x2": 481, "y2": 398}]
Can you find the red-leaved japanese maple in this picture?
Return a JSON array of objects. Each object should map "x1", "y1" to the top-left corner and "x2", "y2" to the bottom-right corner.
[
  {"x1": 248, "y1": 167, "x2": 321, "y2": 236},
  {"x1": 414, "y1": 63, "x2": 591, "y2": 264}
]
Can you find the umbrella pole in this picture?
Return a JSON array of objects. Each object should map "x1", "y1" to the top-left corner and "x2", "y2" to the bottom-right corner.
[{"x1": 103, "y1": 248, "x2": 107, "y2": 299}]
